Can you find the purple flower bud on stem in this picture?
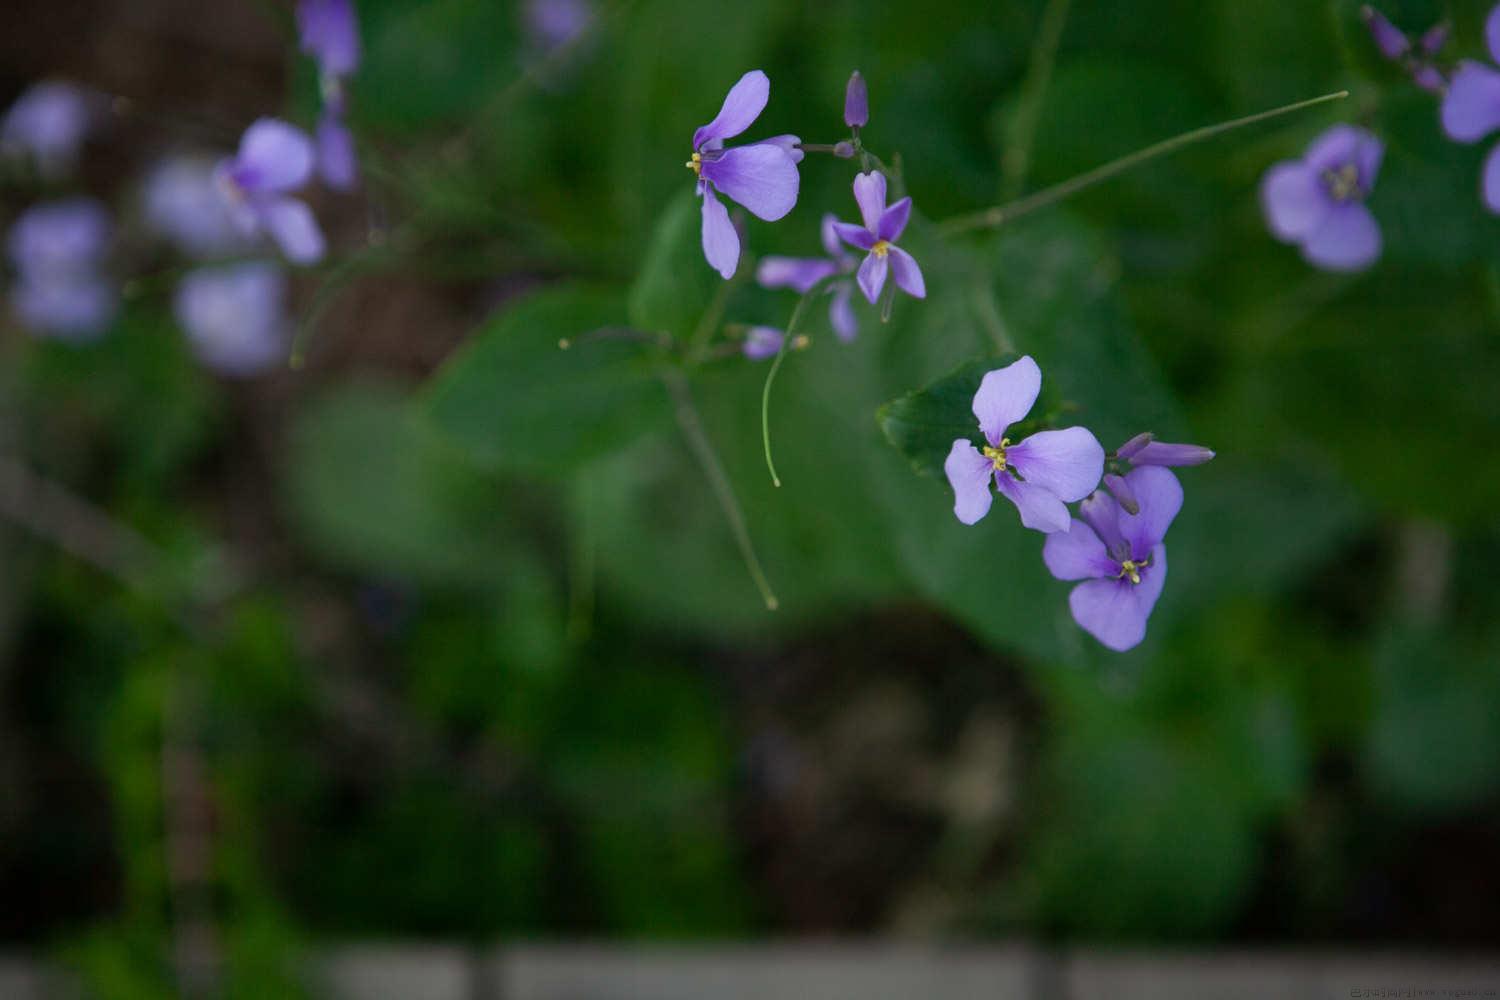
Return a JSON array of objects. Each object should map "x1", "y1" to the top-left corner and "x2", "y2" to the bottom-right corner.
[
  {"x1": 1131, "y1": 441, "x2": 1216, "y2": 467},
  {"x1": 1361, "y1": 6, "x2": 1410, "y2": 60},
  {"x1": 844, "y1": 71, "x2": 868, "y2": 128},
  {"x1": 1103, "y1": 473, "x2": 1139, "y2": 514},
  {"x1": 833, "y1": 140, "x2": 855, "y2": 158},
  {"x1": 1116, "y1": 432, "x2": 1153, "y2": 461}
]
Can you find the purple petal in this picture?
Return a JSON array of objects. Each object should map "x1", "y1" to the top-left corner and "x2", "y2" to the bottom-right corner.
[
  {"x1": 11, "y1": 273, "x2": 117, "y2": 341},
  {"x1": 877, "y1": 196, "x2": 911, "y2": 242},
  {"x1": 1420, "y1": 20, "x2": 1450, "y2": 57},
  {"x1": 856, "y1": 252, "x2": 888, "y2": 304},
  {"x1": 1261, "y1": 161, "x2": 1331, "y2": 242},
  {"x1": 944, "y1": 439, "x2": 994, "y2": 525},
  {"x1": 1068, "y1": 546, "x2": 1166, "y2": 652},
  {"x1": 844, "y1": 71, "x2": 868, "y2": 128},
  {"x1": 298, "y1": 0, "x2": 361, "y2": 76},
  {"x1": 1302, "y1": 201, "x2": 1381, "y2": 272},
  {"x1": 1118, "y1": 466, "x2": 1182, "y2": 560},
  {"x1": 1361, "y1": 6, "x2": 1409, "y2": 60},
  {"x1": 887, "y1": 245, "x2": 925, "y2": 299},
  {"x1": 1129, "y1": 441, "x2": 1215, "y2": 466},
  {"x1": 7, "y1": 198, "x2": 112, "y2": 275},
  {"x1": 1442, "y1": 62, "x2": 1500, "y2": 143},
  {"x1": 1489, "y1": 5, "x2": 1500, "y2": 65},
  {"x1": 1351, "y1": 130, "x2": 1384, "y2": 193},
  {"x1": 174, "y1": 263, "x2": 287, "y2": 376},
  {"x1": 0, "y1": 80, "x2": 93, "y2": 179},
  {"x1": 757, "y1": 256, "x2": 836, "y2": 293},
  {"x1": 1413, "y1": 65, "x2": 1447, "y2": 94},
  {"x1": 317, "y1": 114, "x2": 358, "y2": 191},
  {"x1": 700, "y1": 143, "x2": 799, "y2": 221},
  {"x1": 1078, "y1": 489, "x2": 1130, "y2": 561},
  {"x1": 526, "y1": 0, "x2": 594, "y2": 52},
  {"x1": 261, "y1": 196, "x2": 325, "y2": 264},
  {"x1": 742, "y1": 326, "x2": 784, "y2": 361},
  {"x1": 143, "y1": 156, "x2": 247, "y2": 259},
  {"x1": 693, "y1": 70, "x2": 769, "y2": 150},
  {"x1": 757, "y1": 134, "x2": 803, "y2": 164},
  {"x1": 1484, "y1": 141, "x2": 1500, "y2": 215},
  {"x1": 1304, "y1": 124, "x2": 1365, "y2": 174},
  {"x1": 1007, "y1": 426, "x2": 1105, "y2": 503},
  {"x1": 1043, "y1": 518, "x2": 1115, "y2": 581},
  {"x1": 820, "y1": 213, "x2": 845, "y2": 259},
  {"x1": 971, "y1": 355, "x2": 1040, "y2": 445},
  {"x1": 852, "y1": 171, "x2": 887, "y2": 232},
  {"x1": 235, "y1": 119, "x2": 315, "y2": 193},
  {"x1": 995, "y1": 472, "x2": 1071, "y2": 534},
  {"x1": 700, "y1": 189, "x2": 739, "y2": 279},
  {"x1": 829, "y1": 283, "x2": 858, "y2": 342},
  {"x1": 1103, "y1": 473, "x2": 1139, "y2": 515},
  {"x1": 832, "y1": 221, "x2": 877, "y2": 252}
]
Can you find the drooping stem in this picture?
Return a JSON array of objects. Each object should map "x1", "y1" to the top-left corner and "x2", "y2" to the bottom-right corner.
[
  {"x1": 1001, "y1": 0, "x2": 1073, "y2": 200},
  {"x1": 760, "y1": 279, "x2": 826, "y2": 488},
  {"x1": 938, "y1": 90, "x2": 1349, "y2": 236},
  {"x1": 664, "y1": 371, "x2": 779, "y2": 611}
]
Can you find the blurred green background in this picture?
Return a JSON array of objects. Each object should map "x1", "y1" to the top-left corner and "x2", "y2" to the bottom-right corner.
[{"x1": 2, "y1": 0, "x2": 1498, "y2": 993}]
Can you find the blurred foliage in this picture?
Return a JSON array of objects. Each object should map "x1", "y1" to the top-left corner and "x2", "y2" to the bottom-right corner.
[{"x1": 3, "y1": 1, "x2": 1500, "y2": 992}]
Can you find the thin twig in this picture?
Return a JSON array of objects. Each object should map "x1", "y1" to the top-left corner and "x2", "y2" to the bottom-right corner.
[{"x1": 1001, "y1": 0, "x2": 1073, "y2": 201}]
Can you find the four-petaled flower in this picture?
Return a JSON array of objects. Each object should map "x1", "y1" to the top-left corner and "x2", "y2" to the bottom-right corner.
[
  {"x1": 1261, "y1": 124, "x2": 1384, "y2": 272},
  {"x1": 944, "y1": 356, "x2": 1105, "y2": 533},
  {"x1": 1440, "y1": 5, "x2": 1500, "y2": 214},
  {"x1": 832, "y1": 171, "x2": 925, "y2": 304},
  {"x1": 756, "y1": 214, "x2": 860, "y2": 341},
  {"x1": 689, "y1": 70, "x2": 802, "y2": 279},
  {"x1": 215, "y1": 119, "x2": 327, "y2": 265},
  {"x1": 1043, "y1": 466, "x2": 1183, "y2": 652},
  {"x1": 1362, "y1": 6, "x2": 1449, "y2": 93}
]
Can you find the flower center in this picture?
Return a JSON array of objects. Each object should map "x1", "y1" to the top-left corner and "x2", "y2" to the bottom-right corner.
[
  {"x1": 1322, "y1": 163, "x2": 1361, "y2": 202},
  {"x1": 1117, "y1": 557, "x2": 1149, "y2": 585},
  {"x1": 981, "y1": 438, "x2": 1010, "y2": 471},
  {"x1": 871, "y1": 239, "x2": 891, "y2": 258},
  {"x1": 686, "y1": 152, "x2": 703, "y2": 177}
]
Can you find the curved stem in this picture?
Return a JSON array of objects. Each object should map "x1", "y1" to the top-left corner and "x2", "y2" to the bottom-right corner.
[
  {"x1": 760, "y1": 279, "x2": 827, "y2": 488},
  {"x1": 938, "y1": 90, "x2": 1349, "y2": 236}
]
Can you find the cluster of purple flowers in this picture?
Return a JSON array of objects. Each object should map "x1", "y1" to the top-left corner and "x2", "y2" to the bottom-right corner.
[
  {"x1": 1262, "y1": 3, "x2": 1500, "y2": 271},
  {"x1": 942, "y1": 356, "x2": 1213, "y2": 652}
]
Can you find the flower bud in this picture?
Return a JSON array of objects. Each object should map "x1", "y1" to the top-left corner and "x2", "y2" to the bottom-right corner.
[
  {"x1": 1103, "y1": 474, "x2": 1139, "y2": 515},
  {"x1": 833, "y1": 140, "x2": 855, "y2": 159},
  {"x1": 843, "y1": 71, "x2": 868, "y2": 128}
]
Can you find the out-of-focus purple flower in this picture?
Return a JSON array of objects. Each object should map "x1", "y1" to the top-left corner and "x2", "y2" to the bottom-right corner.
[
  {"x1": 298, "y1": 0, "x2": 360, "y2": 77},
  {"x1": 1116, "y1": 432, "x2": 1215, "y2": 467},
  {"x1": 832, "y1": 171, "x2": 925, "y2": 304},
  {"x1": 688, "y1": 70, "x2": 802, "y2": 279},
  {"x1": 1043, "y1": 466, "x2": 1182, "y2": 652},
  {"x1": 1, "y1": 81, "x2": 96, "y2": 179},
  {"x1": 1440, "y1": 5, "x2": 1500, "y2": 213},
  {"x1": 316, "y1": 103, "x2": 357, "y2": 191},
  {"x1": 526, "y1": 0, "x2": 594, "y2": 52},
  {"x1": 742, "y1": 326, "x2": 784, "y2": 361},
  {"x1": 943, "y1": 355, "x2": 1105, "y2": 533},
  {"x1": 844, "y1": 71, "x2": 868, "y2": 128},
  {"x1": 757, "y1": 214, "x2": 860, "y2": 342},
  {"x1": 6, "y1": 198, "x2": 117, "y2": 341},
  {"x1": 1261, "y1": 124, "x2": 1383, "y2": 272},
  {"x1": 215, "y1": 119, "x2": 326, "y2": 264},
  {"x1": 143, "y1": 155, "x2": 249, "y2": 258},
  {"x1": 174, "y1": 263, "x2": 288, "y2": 376},
  {"x1": 1361, "y1": 6, "x2": 1449, "y2": 93}
]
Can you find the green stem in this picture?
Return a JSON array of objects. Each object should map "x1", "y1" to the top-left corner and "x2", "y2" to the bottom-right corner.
[
  {"x1": 1001, "y1": 0, "x2": 1072, "y2": 201},
  {"x1": 938, "y1": 90, "x2": 1349, "y2": 236},
  {"x1": 760, "y1": 280, "x2": 826, "y2": 488},
  {"x1": 664, "y1": 372, "x2": 779, "y2": 611}
]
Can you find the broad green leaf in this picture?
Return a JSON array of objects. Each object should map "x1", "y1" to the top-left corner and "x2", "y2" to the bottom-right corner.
[
  {"x1": 423, "y1": 284, "x2": 669, "y2": 473},
  {"x1": 627, "y1": 189, "x2": 720, "y2": 341},
  {"x1": 877, "y1": 357, "x2": 1011, "y2": 479}
]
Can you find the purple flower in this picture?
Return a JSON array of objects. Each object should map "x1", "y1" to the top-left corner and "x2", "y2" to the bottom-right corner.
[
  {"x1": 1440, "y1": 5, "x2": 1500, "y2": 214},
  {"x1": 1043, "y1": 467, "x2": 1182, "y2": 652},
  {"x1": 174, "y1": 263, "x2": 288, "y2": 376},
  {"x1": 0, "y1": 81, "x2": 96, "y2": 179},
  {"x1": 688, "y1": 70, "x2": 802, "y2": 279},
  {"x1": 756, "y1": 214, "x2": 859, "y2": 341},
  {"x1": 6, "y1": 198, "x2": 117, "y2": 341},
  {"x1": 215, "y1": 119, "x2": 326, "y2": 265},
  {"x1": 1261, "y1": 124, "x2": 1383, "y2": 272},
  {"x1": 143, "y1": 155, "x2": 249, "y2": 259},
  {"x1": 297, "y1": 0, "x2": 360, "y2": 78},
  {"x1": 943, "y1": 355, "x2": 1105, "y2": 533},
  {"x1": 742, "y1": 326, "x2": 784, "y2": 360},
  {"x1": 832, "y1": 171, "x2": 925, "y2": 303},
  {"x1": 526, "y1": 0, "x2": 594, "y2": 52},
  {"x1": 844, "y1": 71, "x2": 868, "y2": 128},
  {"x1": 1361, "y1": 6, "x2": 1448, "y2": 93}
]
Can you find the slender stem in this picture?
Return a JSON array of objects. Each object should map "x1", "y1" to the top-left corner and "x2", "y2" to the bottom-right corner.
[
  {"x1": 1002, "y1": 0, "x2": 1072, "y2": 201},
  {"x1": 938, "y1": 90, "x2": 1349, "y2": 236},
  {"x1": 760, "y1": 280, "x2": 826, "y2": 488},
  {"x1": 664, "y1": 372, "x2": 779, "y2": 611}
]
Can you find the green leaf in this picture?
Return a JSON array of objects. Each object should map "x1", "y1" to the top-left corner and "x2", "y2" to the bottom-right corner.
[
  {"x1": 877, "y1": 357, "x2": 1011, "y2": 478},
  {"x1": 627, "y1": 189, "x2": 721, "y2": 341},
  {"x1": 423, "y1": 284, "x2": 670, "y2": 473}
]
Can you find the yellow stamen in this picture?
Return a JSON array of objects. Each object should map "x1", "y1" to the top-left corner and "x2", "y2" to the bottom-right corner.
[
  {"x1": 686, "y1": 152, "x2": 702, "y2": 177},
  {"x1": 1118, "y1": 559, "x2": 1144, "y2": 585},
  {"x1": 981, "y1": 437, "x2": 1010, "y2": 472},
  {"x1": 1323, "y1": 163, "x2": 1360, "y2": 202},
  {"x1": 872, "y1": 239, "x2": 891, "y2": 258}
]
